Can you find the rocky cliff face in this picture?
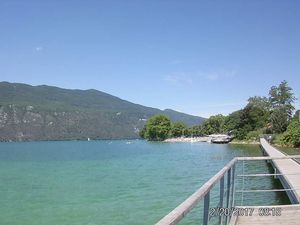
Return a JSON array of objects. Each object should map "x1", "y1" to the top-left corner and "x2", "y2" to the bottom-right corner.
[
  {"x1": 0, "y1": 104, "x2": 145, "y2": 141},
  {"x1": 0, "y1": 82, "x2": 205, "y2": 141}
]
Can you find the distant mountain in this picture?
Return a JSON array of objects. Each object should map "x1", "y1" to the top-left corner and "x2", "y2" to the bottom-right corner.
[{"x1": 0, "y1": 82, "x2": 205, "y2": 141}]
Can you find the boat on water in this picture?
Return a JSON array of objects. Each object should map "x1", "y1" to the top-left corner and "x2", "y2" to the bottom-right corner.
[{"x1": 209, "y1": 134, "x2": 233, "y2": 144}]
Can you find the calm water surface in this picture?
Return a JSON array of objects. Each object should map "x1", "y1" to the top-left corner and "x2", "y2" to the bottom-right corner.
[{"x1": 0, "y1": 140, "x2": 289, "y2": 225}]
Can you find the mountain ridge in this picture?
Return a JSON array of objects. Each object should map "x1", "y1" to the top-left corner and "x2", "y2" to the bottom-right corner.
[{"x1": 0, "y1": 81, "x2": 205, "y2": 141}]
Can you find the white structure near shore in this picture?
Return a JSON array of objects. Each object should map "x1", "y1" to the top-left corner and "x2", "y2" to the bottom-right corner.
[
  {"x1": 164, "y1": 137, "x2": 209, "y2": 143},
  {"x1": 164, "y1": 134, "x2": 233, "y2": 143}
]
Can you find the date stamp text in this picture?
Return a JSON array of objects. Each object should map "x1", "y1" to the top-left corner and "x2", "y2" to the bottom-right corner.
[{"x1": 209, "y1": 207, "x2": 281, "y2": 217}]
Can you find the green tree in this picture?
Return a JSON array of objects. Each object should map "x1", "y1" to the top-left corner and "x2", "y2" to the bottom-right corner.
[
  {"x1": 281, "y1": 119, "x2": 300, "y2": 147},
  {"x1": 247, "y1": 96, "x2": 271, "y2": 112},
  {"x1": 201, "y1": 114, "x2": 226, "y2": 135},
  {"x1": 269, "y1": 80, "x2": 296, "y2": 133},
  {"x1": 270, "y1": 107, "x2": 290, "y2": 133},
  {"x1": 171, "y1": 121, "x2": 188, "y2": 137},
  {"x1": 224, "y1": 110, "x2": 243, "y2": 132},
  {"x1": 189, "y1": 125, "x2": 204, "y2": 137},
  {"x1": 269, "y1": 80, "x2": 295, "y2": 111},
  {"x1": 224, "y1": 97, "x2": 270, "y2": 140},
  {"x1": 183, "y1": 127, "x2": 191, "y2": 137},
  {"x1": 142, "y1": 115, "x2": 171, "y2": 141},
  {"x1": 242, "y1": 104, "x2": 269, "y2": 131}
]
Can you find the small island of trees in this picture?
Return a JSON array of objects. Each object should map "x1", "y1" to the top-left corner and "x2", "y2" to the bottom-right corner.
[{"x1": 140, "y1": 80, "x2": 300, "y2": 148}]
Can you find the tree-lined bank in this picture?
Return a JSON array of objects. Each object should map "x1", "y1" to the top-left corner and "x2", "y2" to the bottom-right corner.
[{"x1": 141, "y1": 81, "x2": 300, "y2": 148}]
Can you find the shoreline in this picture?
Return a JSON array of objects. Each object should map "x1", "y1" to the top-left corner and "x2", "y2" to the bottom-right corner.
[
  {"x1": 164, "y1": 137, "x2": 209, "y2": 143},
  {"x1": 164, "y1": 137, "x2": 260, "y2": 145}
]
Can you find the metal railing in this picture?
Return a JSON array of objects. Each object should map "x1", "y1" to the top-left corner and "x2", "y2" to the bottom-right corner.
[
  {"x1": 235, "y1": 157, "x2": 300, "y2": 206},
  {"x1": 155, "y1": 155, "x2": 300, "y2": 225}
]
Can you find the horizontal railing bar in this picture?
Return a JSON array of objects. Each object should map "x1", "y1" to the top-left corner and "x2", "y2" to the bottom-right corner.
[
  {"x1": 155, "y1": 158, "x2": 237, "y2": 225},
  {"x1": 236, "y1": 188, "x2": 300, "y2": 193},
  {"x1": 155, "y1": 154, "x2": 300, "y2": 225},
  {"x1": 236, "y1": 155, "x2": 300, "y2": 161},
  {"x1": 237, "y1": 173, "x2": 300, "y2": 177}
]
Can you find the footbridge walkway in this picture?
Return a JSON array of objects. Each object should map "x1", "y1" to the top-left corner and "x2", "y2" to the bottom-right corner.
[{"x1": 155, "y1": 138, "x2": 300, "y2": 225}]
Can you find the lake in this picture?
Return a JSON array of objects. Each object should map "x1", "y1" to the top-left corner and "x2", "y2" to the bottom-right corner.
[{"x1": 0, "y1": 140, "x2": 289, "y2": 225}]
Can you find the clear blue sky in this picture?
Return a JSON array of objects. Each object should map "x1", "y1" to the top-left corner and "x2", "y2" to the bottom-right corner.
[{"x1": 1, "y1": 0, "x2": 299, "y2": 117}]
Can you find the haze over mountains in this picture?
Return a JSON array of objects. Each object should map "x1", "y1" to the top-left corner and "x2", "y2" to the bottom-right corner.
[{"x1": 0, "y1": 82, "x2": 205, "y2": 141}]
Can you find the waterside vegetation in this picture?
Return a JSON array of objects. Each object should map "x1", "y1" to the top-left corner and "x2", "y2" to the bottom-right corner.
[{"x1": 141, "y1": 80, "x2": 300, "y2": 148}]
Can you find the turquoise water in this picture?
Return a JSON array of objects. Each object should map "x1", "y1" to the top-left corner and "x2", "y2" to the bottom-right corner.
[{"x1": 0, "y1": 141, "x2": 289, "y2": 225}]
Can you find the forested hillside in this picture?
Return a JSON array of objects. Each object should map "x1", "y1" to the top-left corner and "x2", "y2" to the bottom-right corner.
[{"x1": 0, "y1": 82, "x2": 205, "y2": 141}]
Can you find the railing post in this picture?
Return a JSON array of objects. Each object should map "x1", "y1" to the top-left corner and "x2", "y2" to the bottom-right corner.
[
  {"x1": 226, "y1": 168, "x2": 231, "y2": 225},
  {"x1": 241, "y1": 160, "x2": 245, "y2": 206},
  {"x1": 219, "y1": 176, "x2": 225, "y2": 225},
  {"x1": 226, "y1": 168, "x2": 231, "y2": 208},
  {"x1": 231, "y1": 163, "x2": 236, "y2": 207},
  {"x1": 203, "y1": 191, "x2": 210, "y2": 225}
]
